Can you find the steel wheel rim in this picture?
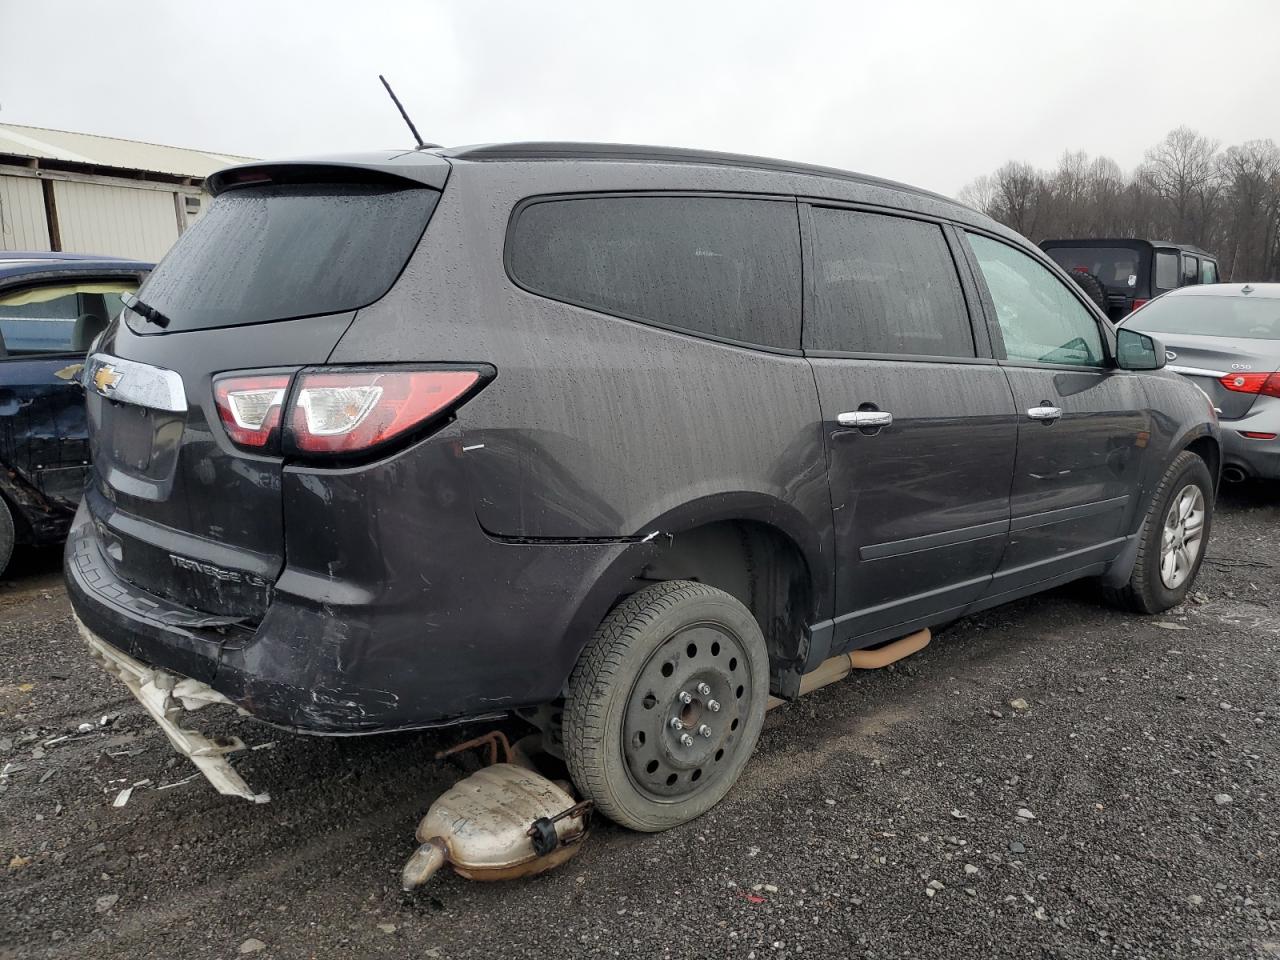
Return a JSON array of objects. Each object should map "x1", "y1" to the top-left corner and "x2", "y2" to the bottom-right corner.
[
  {"x1": 621, "y1": 621, "x2": 753, "y2": 802},
  {"x1": 1159, "y1": 483, "x2": 1206, "y2": 590}
]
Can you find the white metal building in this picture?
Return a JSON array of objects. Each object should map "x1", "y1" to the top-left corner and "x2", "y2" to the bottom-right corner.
[{"x1": 0, "y1": 124, "x2": 253, "y2": 262}]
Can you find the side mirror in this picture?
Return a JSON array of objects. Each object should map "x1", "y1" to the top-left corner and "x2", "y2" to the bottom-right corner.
[{"x1": 1116, "y1": 328, "x2": 1166, "y2": 371}]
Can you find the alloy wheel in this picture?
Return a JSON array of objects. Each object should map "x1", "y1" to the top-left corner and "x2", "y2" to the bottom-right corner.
[{"x1": 1159, "y1": 483, "x2": 1206, "y2": 590}]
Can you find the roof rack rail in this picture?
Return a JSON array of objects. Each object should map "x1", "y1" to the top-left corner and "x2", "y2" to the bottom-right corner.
[{"x1": 441, "y1": 141, "x2": 954, "y2": 205}]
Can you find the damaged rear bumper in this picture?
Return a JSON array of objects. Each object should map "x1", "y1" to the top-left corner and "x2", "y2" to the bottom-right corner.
[
  {"x1": 79, "y1": 615, "x2": 269, "y2": 803},
  {"x1": 64, "y1": 500, "x2": 636, "y2": 734}
]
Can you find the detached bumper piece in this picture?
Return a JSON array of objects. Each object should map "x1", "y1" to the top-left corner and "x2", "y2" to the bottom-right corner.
[{"x1": 78, "y1": 616, "x2": 270, "y2": 804}]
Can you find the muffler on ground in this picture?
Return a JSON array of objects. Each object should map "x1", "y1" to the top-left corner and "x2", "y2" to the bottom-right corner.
[{"x1": 401, "y1": 733, "x2": 591, "y2": 891}]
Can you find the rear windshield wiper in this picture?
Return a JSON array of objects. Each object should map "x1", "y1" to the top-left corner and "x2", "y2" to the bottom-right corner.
[{"x1": 121, "y1": 292, "x2": 171, "y2": 329}]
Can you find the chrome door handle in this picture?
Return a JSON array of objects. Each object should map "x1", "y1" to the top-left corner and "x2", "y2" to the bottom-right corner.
[
  {"x1": 1026, "y1": 405, "x2": 1062, "y2": 422},
  {"x1": 837, "y1": 411, "x2": 893, "y2": 428}
]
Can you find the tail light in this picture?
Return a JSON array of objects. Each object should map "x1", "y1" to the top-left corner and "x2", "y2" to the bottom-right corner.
[
  {"x1": 1129, "y1": 298, "x2": 1149, "y2": 314},
  {"x1": 1219, "y1": 371, "x2": 1280, "y2": 399},
  {"x1": 214, "y1": 374, "x2": 290, "y2": 449},
  {"x1": 288, "y1": 368, "x2": 483, "y2": 455},
  {"x1": 213, "y1": 365, "x2": 491, "y2": 458}
]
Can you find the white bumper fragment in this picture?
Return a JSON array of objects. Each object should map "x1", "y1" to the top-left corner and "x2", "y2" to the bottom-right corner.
[{"x1": 77, "y1": 616, "x2": 270, "y2": 804}]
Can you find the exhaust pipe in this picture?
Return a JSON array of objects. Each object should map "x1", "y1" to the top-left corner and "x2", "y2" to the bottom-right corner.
[
  {"x1": 768, "y1": 628, "x2": 931, "y2": 710},
  {"x1": 1222, "y1": 465, "x2": 1248, "y2": 484}
]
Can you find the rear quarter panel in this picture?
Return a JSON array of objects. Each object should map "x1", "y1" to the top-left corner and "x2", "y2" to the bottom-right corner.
[
  {"x1": 1135, "y1": 369, "x2": 1221, "y2": 501},
  {"x1": 329, "y1": 159, "x2": 832, "y2": 558}
]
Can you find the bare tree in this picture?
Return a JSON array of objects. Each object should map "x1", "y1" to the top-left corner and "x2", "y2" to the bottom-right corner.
[
  {"x1": 989, "y1": 161, "x2": 1044, "y2": 238},
  {"x1": 1050, "y1": 151, "x2": 1091, "y2": 236},
  {"x1": 957, "y1": 173, "x2": 997, "y2": 218},
  {"x1": 1217, "y1": 140, "x2": 1280, "y2": 280},
  {"x1": 956, "y1": 126, "x2": 1280, "y2": 281},
  {"x1": 1139, "y1": 126, "x2": 1221, "y2": 244},
  {"x1": 1087, "y1": 156, "x2": 1127, "y2": 235}
]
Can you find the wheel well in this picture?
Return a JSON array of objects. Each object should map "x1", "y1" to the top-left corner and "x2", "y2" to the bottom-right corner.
[
  {"x1": 1185, "y1": 436, "x2": 1220, "y2": 492},
  {"x1": 635, "y1": 520, "x2": 814, "y2": 697}
]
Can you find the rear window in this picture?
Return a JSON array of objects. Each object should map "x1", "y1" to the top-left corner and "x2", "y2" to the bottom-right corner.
[
  {"x1": 807, "y1": 208, "x2": 974, "y2": 357},
  {"x1": 132, "y1": 182, "x2": 438, "y2": 332},
  {"x1": 1044, "y1": 246, "x2": 1143, "y2": 291},
  {"x1": 507, "y1": 195, "x2": 801, "y2": 350},
  {"x1": 1126, "y1": 295, "x2": 1280, "y2": 340}
]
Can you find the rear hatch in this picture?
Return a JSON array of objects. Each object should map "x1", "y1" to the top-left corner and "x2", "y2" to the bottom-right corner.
[
  {"x1": 1156, "y1": 334, "x2": 1280, "y2": 419},
  {"x1": 1043, "y1": 243, "x2": 1149, "y2": 319},
  {"x1": 1124, "y1": 291, "x2": 1280, "y2": 421},
  {"x1": 83, "y1": 156, "x2": 447, "y2": 619}
]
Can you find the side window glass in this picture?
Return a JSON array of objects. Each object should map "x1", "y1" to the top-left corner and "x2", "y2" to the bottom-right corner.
[
  {"x1": 1182, "y1": 255, "x2": 1200, "y2": 284},
  {"x1": 0, "y1": 281, "x2": 139, "y2": 358},
  {"x1": 967, "y1": 234, "x2": 1105, "y2": 368},
  {"x1": 806, "y1": 208, "x2": 974, "y2": 357},
  {"x1": 1202, "y1": 260, "x2": 1218, "y2": 284},
  {"x1": 1154, "y1": 252, "x2": 1179, "y2": 292},
  {"x1": 508, "y1": 195, "x2": 801, "y2": 349}
]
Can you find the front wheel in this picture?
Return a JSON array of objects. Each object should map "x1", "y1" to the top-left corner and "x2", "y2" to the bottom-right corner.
[
  {"x1": 563, "y1": 580, "x2": 769, "y2": 831},
  {"x1": 1106, "y1": 450, "x2": 1214, "y2": 613}
]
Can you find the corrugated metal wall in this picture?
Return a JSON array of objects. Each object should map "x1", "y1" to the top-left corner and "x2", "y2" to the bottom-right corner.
[
  {"x1": 0, "y1": 175, "x2": 52, "y2": 250},
  {"x1": 52, "y1": 180, "x2": 180, "y2": 261}
]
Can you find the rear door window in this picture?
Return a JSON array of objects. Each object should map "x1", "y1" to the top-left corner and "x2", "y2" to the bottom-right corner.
[
  {"x1": 133, "y1": 182, "x2": 438, "y2": 332},
  {"x1": 967, "y1": 233, "x2": 1105, "y2": 368},
  {"x1": 507, "y1": 195, "x2": 801, "y2": 350},
  {"x1": 1182, "y1": 255, "x2": 1200, "y2": 285},
  {"x1": 806, "y1": 208, "x2": 974, "y2": 357},
  {"x1": 0, "y1": 279, "x2": 139, "y2": 357}
]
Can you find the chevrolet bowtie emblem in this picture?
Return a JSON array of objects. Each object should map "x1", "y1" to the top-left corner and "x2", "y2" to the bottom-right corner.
[{"x1": 92, "y1": 364, "x2": 123, "y2": 394}]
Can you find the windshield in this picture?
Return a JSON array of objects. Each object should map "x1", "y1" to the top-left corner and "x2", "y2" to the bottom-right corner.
[
  {"x1": 1126, "y1": 295, "x2": 1280, "y2": 340},
  {"x1": 133, "y1": 182, "x2": 437, "y2": 332},
  {"x1": 1045, "y1": 246, "x2": 1143, "y2": 291}
]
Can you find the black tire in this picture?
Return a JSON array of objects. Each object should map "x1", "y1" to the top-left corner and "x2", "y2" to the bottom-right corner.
[
  {"x1": 564, "y1": 580, "x2": 769, "y2": 831},
  {"x1": 0, "y1": 496, "x2": 14, "y2": 579},
  {"x1": 1068, "y1": 270, "x2": 1109, "y2": 314},
  {"x1": 1104, "y1": 451, "x2": 1213, "y2": 613}
]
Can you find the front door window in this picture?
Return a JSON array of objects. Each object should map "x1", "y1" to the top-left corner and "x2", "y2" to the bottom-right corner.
[{"x1": 966, "y1": 234, "x2": 1104, "y2": 367}]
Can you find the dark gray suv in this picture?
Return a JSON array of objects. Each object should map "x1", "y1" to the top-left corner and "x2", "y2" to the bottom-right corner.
[{"x1": 67, "y1": 143, "x2": 1220, "y2": 830}]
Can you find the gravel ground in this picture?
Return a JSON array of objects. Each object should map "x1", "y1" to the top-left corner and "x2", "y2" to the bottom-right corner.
[{"x1": 3, "y1": 483, "x2": 1279, "y2": 960}]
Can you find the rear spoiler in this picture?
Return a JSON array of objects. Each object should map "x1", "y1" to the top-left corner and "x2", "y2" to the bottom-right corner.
[{"x1": 206, "y1": 151, "x2": 451, "y2": 196}]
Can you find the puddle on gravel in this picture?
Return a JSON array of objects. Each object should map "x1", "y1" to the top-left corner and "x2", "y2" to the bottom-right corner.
[{"x1": 1199, "y1": 599, "x2": 1280, "y2": 631}]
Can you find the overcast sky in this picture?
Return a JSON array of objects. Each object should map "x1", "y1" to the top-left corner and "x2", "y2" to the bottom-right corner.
[{"x1": 1, "y1": 0, "x2": 1277, "y2": 196}]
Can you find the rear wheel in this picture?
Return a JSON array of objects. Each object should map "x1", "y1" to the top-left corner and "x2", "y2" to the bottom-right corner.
[
  {"x1": 0, "y1": 497, "x2": 14, "y2": 579},
  {"x1": 1105, "y1": 451, "x2": 1213, "y2": 613},
  {"x1": 564, "y1": 580, "x2": 769, "y2": 831}
]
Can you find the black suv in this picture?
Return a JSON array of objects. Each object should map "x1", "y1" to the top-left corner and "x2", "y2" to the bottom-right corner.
[
  {"x1": 1041, "y1": 238, "x2": 1221, "y2": 322},
  {"x1": 67, "y1": 144, "x2": 1220, "y2": 830}
]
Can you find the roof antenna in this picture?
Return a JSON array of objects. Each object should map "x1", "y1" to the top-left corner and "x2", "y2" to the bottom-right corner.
[{"x1": 379, "y1": 74, "x2": 437, "y2": 150}]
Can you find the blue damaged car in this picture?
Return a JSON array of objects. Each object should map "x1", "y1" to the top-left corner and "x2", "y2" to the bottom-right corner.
[{"x1": 0, "y1": 252, "x2": 151, "y2": 575}]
